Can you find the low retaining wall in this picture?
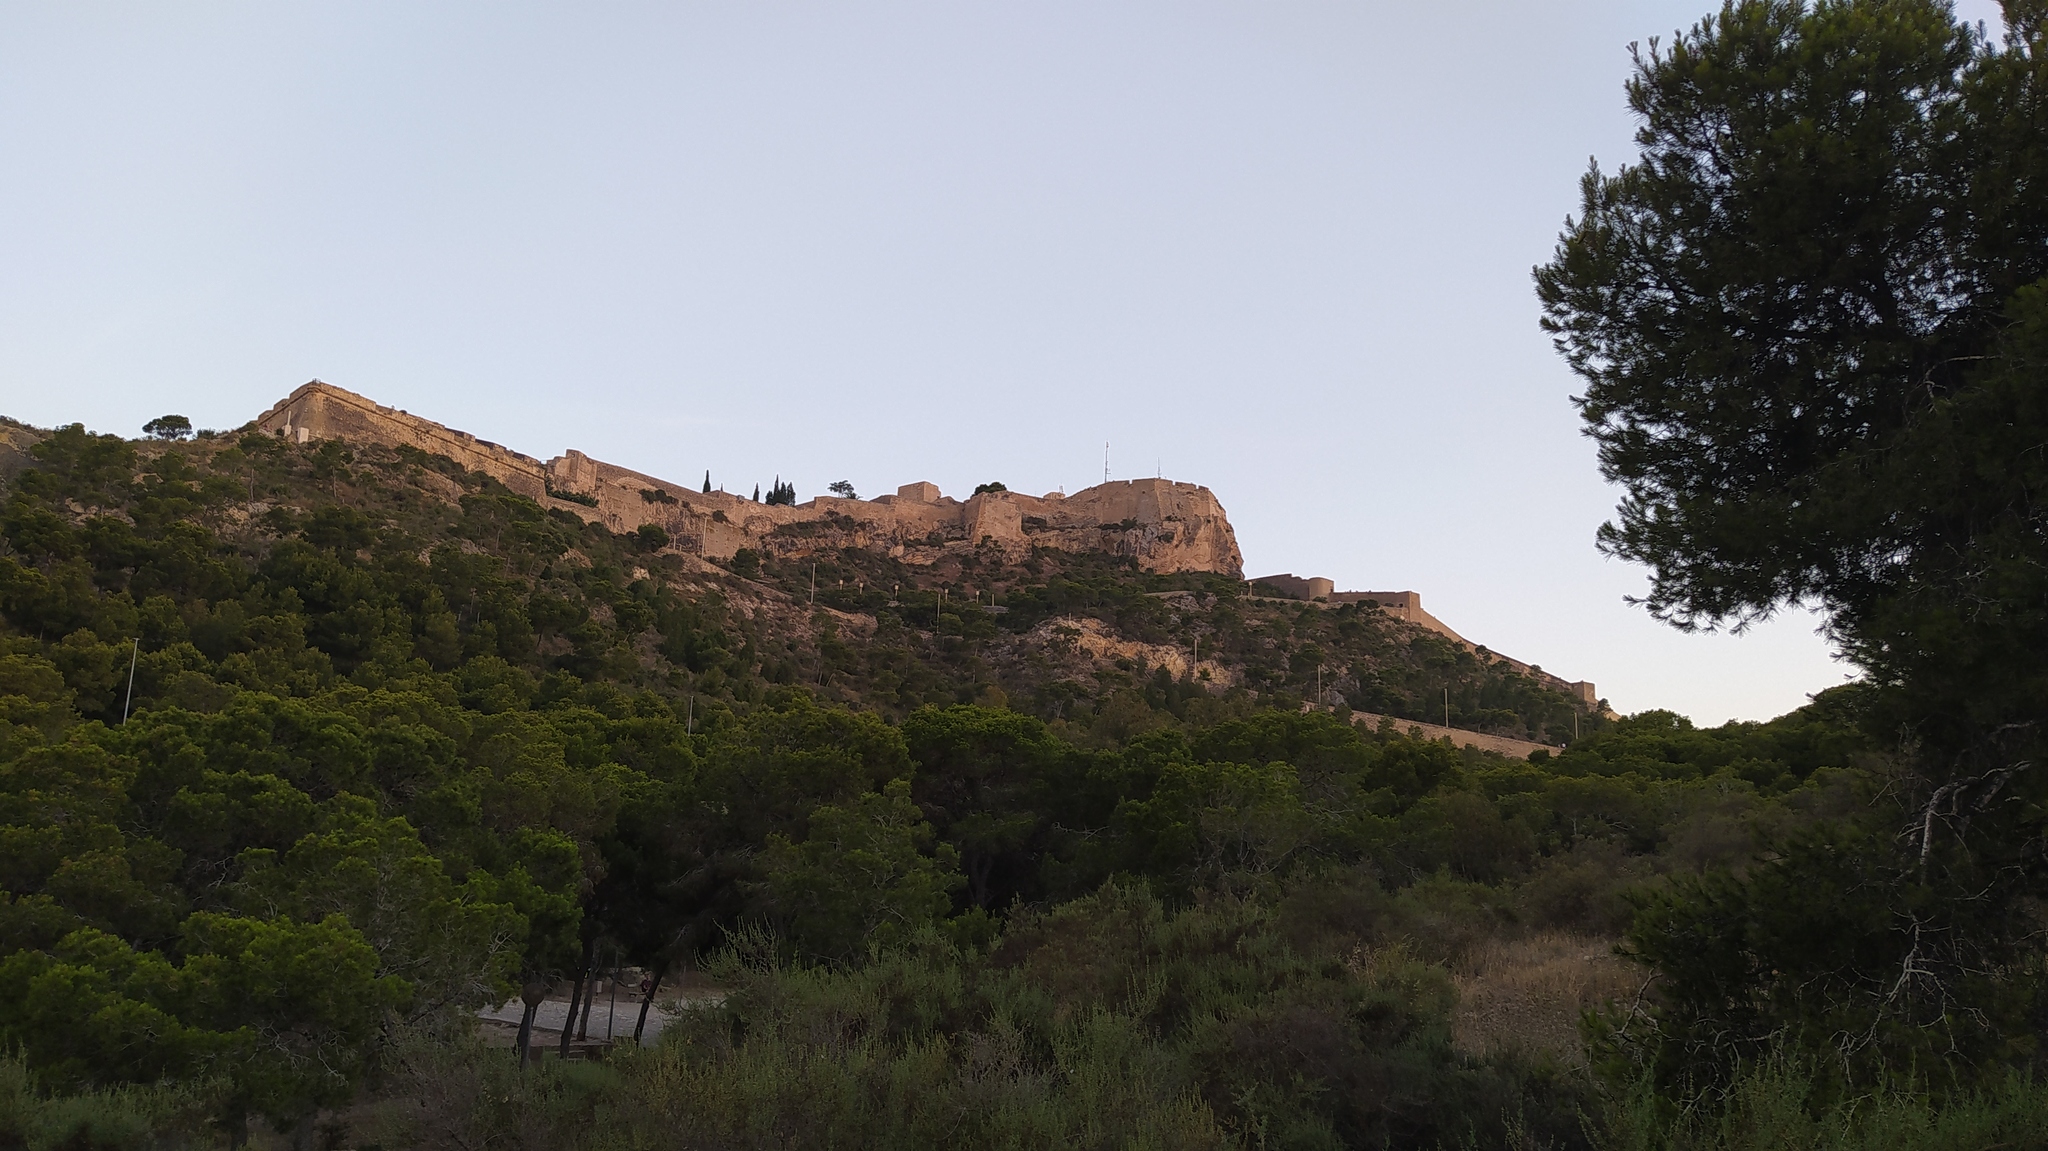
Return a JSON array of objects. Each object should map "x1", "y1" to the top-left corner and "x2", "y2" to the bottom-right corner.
[{"x1": 1347, "y1": 710, "x2": 1560, "y2": 759}]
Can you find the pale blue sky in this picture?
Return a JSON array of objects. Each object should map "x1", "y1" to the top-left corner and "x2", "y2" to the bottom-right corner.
[{"x1": 0, "y1": 1, "x2": 2008, "y2": 723}]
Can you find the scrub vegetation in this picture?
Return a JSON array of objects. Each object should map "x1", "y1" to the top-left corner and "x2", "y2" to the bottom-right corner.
[
  {"x1": 7, "y1": 0, "x2": 2048, "y2": 1147},
  {"x1": 0, "y1": 409, "x2": 1996, "y2": 1149}
]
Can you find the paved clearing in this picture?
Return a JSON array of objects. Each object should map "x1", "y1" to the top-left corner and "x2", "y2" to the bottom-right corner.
[{"x1": 478, "y1": 991, "x2": 724, "y2": 1047}]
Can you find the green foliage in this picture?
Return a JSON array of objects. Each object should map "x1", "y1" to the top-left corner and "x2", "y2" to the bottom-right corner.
[
  {"x1": 142, "y1": 416, "x2": 193, "y2": 443},
  {"x1": 0, "y1": 1053, "x2": 217, "y2": 1151},
  {"x1": 544, "y1": 485, "x2": 599, "y2": 508},
  {"x1": 1537, "y1": 0, "x2": 2048, "y2": 1110},
  {"x1": 0, "y1": 911, "x2": 407, "y2": 1131},
  {"x1": 827, "y1": 479, "x2": 857, "y2": 498},
  {"x1": 1606, "y1": 821, "x2": 2040, "y2": 1099},
  {"x1": 764, "y1": 477, "x2": 796, "y2": 506},
  {"x1": 0, "y1": 405, "x2": 1903, "y2": 1143},
  {"x1": 1535, "y1": 0, "x2": 2004, "y2": 628},
  {"x1": 904, "y1": 704, "x2": 1068, "y2": 910},
  {"x1": 1595, "y1": 1059, "x2": 2048, "y2": 1151},
  {"x1": 973, "y1": 481, "x2": 1007, "y2": 495},
  {"x1": 762, "y1": 780, "x2": 962, "y2": 961},
  {"x1": 375, "y1": 885, "x2": 1602, "y2": 1150}
]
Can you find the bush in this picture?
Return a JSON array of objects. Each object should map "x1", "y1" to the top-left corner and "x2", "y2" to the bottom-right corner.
[
  {"x1": 1595, "y1": 1059, "x2": 2048, "y2": 1151},
  {"x1": 0, "y1": 1054, "x2": 217, "y2": 1151}
]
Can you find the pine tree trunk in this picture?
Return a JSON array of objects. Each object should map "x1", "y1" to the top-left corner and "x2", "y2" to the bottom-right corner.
[
  {"x1": 633, "y1": 961, "x2": 669, "y2": 1046},
  {"x1": 558, "y1": 938, "x2": 594, "y2": 1058},
  {"x1": 577, "y1": 973, "x2": 597, "y2": 1040},
  {"x1": 516, "y1": 998, "x2": 539, "y2": 1070}
]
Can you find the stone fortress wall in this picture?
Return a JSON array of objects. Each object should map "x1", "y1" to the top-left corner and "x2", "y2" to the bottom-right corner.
[
  {"x1": 255, "y1": 381, "x2": 1245, "y2": 576},
  {"x1": 256, "y1": 380, "x2": 552, "y2": 499},
  {"x1": 1251, "y1": 572, "x2": 1601, "y2": 710}
]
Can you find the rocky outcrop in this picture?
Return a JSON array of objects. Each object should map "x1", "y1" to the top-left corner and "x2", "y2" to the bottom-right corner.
[
  {"x1": 254, "y1": 381, "x2": 1245, "y2": 576},
  {"x1": 1005, "y1": 616, "x2": 1236, "y2": 688},
  {"x1": 0, "y1": 420, "x2": 46, "y2": 484}
]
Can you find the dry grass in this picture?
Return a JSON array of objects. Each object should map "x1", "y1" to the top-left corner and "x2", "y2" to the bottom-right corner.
[{"x1": 1449, "y1": 931, "x2": 1642, "y2": 1063}]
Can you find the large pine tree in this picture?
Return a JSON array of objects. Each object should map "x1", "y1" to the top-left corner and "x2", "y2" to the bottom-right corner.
[{"x1": 1537, "y1": 0, "x2": 2048, "y2": 1093}]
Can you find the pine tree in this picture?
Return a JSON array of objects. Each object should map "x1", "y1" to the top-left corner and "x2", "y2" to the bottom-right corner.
[{"x1": 703, "y1": 471, "x2": 711, "y2": 494}]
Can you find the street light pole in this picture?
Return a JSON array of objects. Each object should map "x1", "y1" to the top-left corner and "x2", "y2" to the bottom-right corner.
[{"x1": 122, "y1": 639, "x2": 138, "y2": 723}]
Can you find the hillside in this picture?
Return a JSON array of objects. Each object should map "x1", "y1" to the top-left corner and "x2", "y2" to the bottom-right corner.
[
  {"x1": 0, "y1": 402, "x2": 1604, "y2": 749},
  {"x1": 0, "y1": 403, "x2": 1888, "y2": 1150}
]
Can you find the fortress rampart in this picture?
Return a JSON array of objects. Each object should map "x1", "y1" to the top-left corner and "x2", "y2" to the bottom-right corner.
[
  {"x1": 1252, "y1": 571, "x2": 1601, "y2": 710},
  {"x1": 255, "y1": 381, "x2": 551, "y2": 499},
  {"x1": 254, "y1": 381, "x2": 1245, "y2": 576}
]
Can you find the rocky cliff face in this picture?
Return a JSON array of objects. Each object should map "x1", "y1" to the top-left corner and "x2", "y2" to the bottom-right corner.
[{"x1": 254, "y1": 381, "x2": 1245, "y2": 576}]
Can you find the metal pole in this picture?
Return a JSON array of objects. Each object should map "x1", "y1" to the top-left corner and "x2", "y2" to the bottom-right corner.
[{"x1": 121, "y1": 638, "x2": 139, "y2": 723}]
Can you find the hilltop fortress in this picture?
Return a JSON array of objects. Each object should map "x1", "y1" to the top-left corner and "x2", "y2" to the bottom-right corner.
[
  {"x1": 256, "y1": 381, "x2": 1244, "y2": 575},
  {"x1": 253, "y1": 381, "x2": 1599, "y2": 714}
]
